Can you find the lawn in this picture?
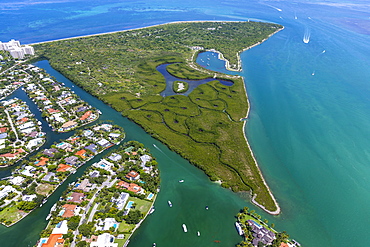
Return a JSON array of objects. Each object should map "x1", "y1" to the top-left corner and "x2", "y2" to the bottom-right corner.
[
  {"x1": 36, "y1": 183, "x2": 56, "y2": 196},
  {"x1": 117, "y1": 221, "x2": 135, "y2": 233},
  {"x1": 0, "y1": 205, "x2": 24, "y2": 224},
  {"x1": 130, "y1": 197, "x2": 152, "y2": 213}
]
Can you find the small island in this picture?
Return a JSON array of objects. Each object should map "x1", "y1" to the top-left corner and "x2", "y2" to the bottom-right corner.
[
  {"x1": 235, "y1": 207, "x2": 300, "y2": 247},
  {"x1": 33, "y1": 21, "x2": 283, "y2": 213},
  {"x1": 173, "y1": 80, "x2": 189, "y2": 93},
  {"x1": 36, "y1": 141, "x2": 159, "y2": 247}
]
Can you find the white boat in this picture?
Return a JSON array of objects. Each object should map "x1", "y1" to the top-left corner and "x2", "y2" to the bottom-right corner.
[
  {"x1": 168, "y1": 201, "x2": 172, "y2": 207},
  {"x1": 152, "y1": 243, "x2": 156, "y2": 247},
  {"x1": 179, "y1": 180, "x2": 184, "y2": 183},
  {"x1": 149, "y1": 207, "x2": 155, "y2": 214},
  {"x1": 45, "y1": 214, "x2": 51, "y2": 220},
  {"x1": 205, "y1": 206, "x2": 209, "y2": 210},
  {"x1": 182, "y1": 224, "x2": 188, "y2": 233},
  {"x1": 197, "y1": 231, "x2": 200, "y2": 236},
  {"x1": 235, "y1": 222, "x2": 244, "y2": 235}
]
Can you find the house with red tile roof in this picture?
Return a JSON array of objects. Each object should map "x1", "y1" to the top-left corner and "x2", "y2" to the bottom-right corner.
[
  {"x1": 47, "y1": 108, "x2": 60, "y2": 114},
  {"x1": 125, "y1": 170, "x2": 140, "y2": 181},
  {"x1": 75, "y1": 149, "x2": 87, "y2": 159},
  {"x1": 80, "y1": 110, "x2": 92, "y2": 121},
  {"x1": 279, "y1": 243, "x2": 289, "y2": 247},
  {"x1": 67, "y1": 192, "x2": 84, "y2": 204},
  {"x1": 0, "y1": 127, "x2": 8, "y2": 133},
  {"x1": 56, "y1": 164, "x2": 73, "y2": 173},
  {"x1": 128, "y1": 183, "x2": 144, "y2": 194},
  {"x1": 117, "y1": 180, "x2": 130, "y2": 189},
  {"x1": 35, "y1": 157, "x2": 49, "y2": 167},
  {"x1": 41, "y1": 234, "x2": 64, "y2": 247},
  {"x1": 61, "y1": 121, "x2": 77, "y2": 131},
  {"x1": 61, "y1": 204, "x2": 77, "y2": 218}
]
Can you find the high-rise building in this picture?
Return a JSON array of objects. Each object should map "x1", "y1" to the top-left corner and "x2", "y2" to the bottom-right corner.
[{"x1": 0, "y1": 39, "x2": 34, "y2": 59}]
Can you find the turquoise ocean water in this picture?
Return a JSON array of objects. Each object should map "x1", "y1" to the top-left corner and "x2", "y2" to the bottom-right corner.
[{"x1": 1, "y1": 0, "x2": 370, "y2": 246}]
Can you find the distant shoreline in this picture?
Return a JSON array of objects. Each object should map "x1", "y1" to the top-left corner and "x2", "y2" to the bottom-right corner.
[{"x1": 29, "y1": 20, "x2": 271, "y2": 45}]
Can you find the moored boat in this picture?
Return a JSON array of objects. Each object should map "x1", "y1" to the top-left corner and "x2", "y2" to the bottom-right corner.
[
  {"x1": 168, "y1": 201, "x2": 172, "y2": 207},
  {"x1": 149, "y1": 206, "x2": 155, "y2": 214},
  {"x1": 235, "y1": 222, "x2": 244, "y2": 235}
]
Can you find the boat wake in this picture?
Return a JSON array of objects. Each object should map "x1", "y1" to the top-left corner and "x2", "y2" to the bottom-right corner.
[{"x1": 303, "y1": 29, "x2": 310, "y2": 43}]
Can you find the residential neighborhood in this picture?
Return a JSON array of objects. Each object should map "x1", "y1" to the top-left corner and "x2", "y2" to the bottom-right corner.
[
  {"x1": 0, "y1": 97, "x2": 46, "y2": 166},
  {"x1": 0, "y1": 123, "x2": 125, "y2": 226},
  {"x1": 36, "y1": 141, "x2": 160, "y2": 247},
  {"x1": 23, "y1": 65, "x2": 100, "y2": 132}
]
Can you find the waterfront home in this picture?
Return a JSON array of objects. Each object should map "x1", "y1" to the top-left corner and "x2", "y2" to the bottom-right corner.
[
  {"x1": 75, "y1": 149, "x2": 87, "y2": 159},
  {"x1": 42, "y1": 172, "x2": 56, "y2": 182},
  {"x1": 26, "y1": 138, "x2": 44, "y2": 150},
  {"x1": 0, "y1": 185, "x2": 17, "y2": 199},
  {"x1": 90, "y1": 233, "x2": 118, "y2": 247},
  {"x1": 56, "y1": 164, "x2": 73, "y2": 173},
  {"x1": 125, "y1": 170, "x2": 140, "y2": 181},
  {"x1": 61, "y1": 204, "x2": 78, "y2": 218},
  {"x1": 68, "y1": 192, "x2": 85, "y2": 204},
  {"x1": 85, "y1": 144, "x2": 98, "y2": 154},
  {"x1": 80, "y1": 110, "x2": 92, "y2": 121},
  {"x1": 112, "y1": 192, "x2": 129, "y2": 210},
  {"x1": 247, "y1": 220, "x2": 276, "y2": 246},
  {"x1": 97, "y1": 138, "x2": 112, "y2": 149},
  {"x1": 76, "y1": 179, "x2": 93, "y2": 192},
  {"x1": 64, "y1": 156, "x2": 79, "y2": 166},
  {"x1": 52, "y1": 220, "x2": 69, "y2": 235},
  {"x1": 22, "y1": 194, "x2": 37, "y2": 202},
  {"x1": 60, "y1": 120, "x2": 77, "y2": 131},
  {"x1": 40, "y1": 234, "x2": 64, "y2": 247}
]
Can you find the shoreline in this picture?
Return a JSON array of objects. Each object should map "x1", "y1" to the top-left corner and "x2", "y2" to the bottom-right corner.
[
  {"x1": 213, "y1": 26, "x2": 284, "y2": 72},
  {"x1": 28, "y1": 20, "x2": 273, "y2": 46},
  {"x1": 191, "y1": 27, "x2": 283, "y2": 214}
]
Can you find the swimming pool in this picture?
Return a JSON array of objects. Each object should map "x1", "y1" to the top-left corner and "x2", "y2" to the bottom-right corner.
[
  {"x1": 147, "y1": 193, "x2": 154, "y2": 200},
  {"x1": 125, "y1": 201, "x2": 134, "y2": 209}
]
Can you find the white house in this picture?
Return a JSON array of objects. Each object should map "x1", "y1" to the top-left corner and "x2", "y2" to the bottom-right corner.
[
  {"x1": 9, "y1": 176, "x2": 25, "y2": 185},
  {"x1": 0, "y1": 185, "x2": 16, "y2": 199},
  {"x1": 90, "y1": 233, "x2": 118, "y2": 247}
]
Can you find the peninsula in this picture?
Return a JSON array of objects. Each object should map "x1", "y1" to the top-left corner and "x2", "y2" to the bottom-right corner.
[{"x1": 33, "y1": 21, "x2": 283, "y2": 213}]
